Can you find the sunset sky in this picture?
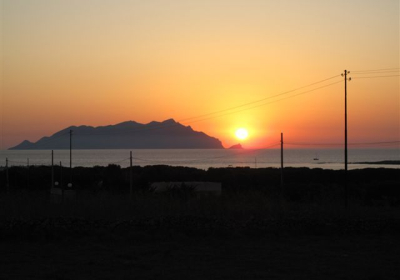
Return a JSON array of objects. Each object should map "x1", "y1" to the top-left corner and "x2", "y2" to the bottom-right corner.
[{"x1": 1, "y1": 0, "x2": 399, "y2": 149}]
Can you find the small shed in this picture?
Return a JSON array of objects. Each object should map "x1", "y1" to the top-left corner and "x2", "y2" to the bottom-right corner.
[{"x1": 50, "y1": 187, "x2": 76, "y2": 203}]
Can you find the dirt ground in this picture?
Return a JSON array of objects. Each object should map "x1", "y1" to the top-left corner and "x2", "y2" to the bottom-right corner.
[{"x1": 1, "y1": 233, "x2": 399, "y2": 280}]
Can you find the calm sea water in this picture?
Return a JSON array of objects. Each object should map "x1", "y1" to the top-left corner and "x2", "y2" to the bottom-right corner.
[{"x1": 1, "y1": 148, "x2": 399, "y2": 170}]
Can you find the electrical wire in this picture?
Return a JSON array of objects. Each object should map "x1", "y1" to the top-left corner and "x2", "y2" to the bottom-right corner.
[
  {"x1": 179, "y1": 74, "x2": 341, "y2": 122},
  {"x1": 351, "y1": 75, "x2": 400, "y2": 79},
  {"x1": 108, "y1": 157, "x2": 130, "y2": 165},
  {"x1": 184, "y1": 81, "x2": 343, "y2": 125},
  {"x1": 286, "y1": 141, "x2": 400, "y2": 146},
  {"x1": 351, "y1": 70, "x2": 399, "y2": 75},
  {"x1": 351, "y1": 67, "x2": 399, "y2": 73},
  {"x1": 73, "y1": 79, "x2": 343, "y2": 137},
  {"x1": 72, "y1": 74, "x2": 343, "y2": 136}
]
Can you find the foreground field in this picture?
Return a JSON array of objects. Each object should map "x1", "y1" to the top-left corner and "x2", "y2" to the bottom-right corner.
[
  {"x1": 1, "y1": 232, "x2": 399, "y2": 280},
  {"x1": 1, "y1": 166, "x2": 399, "y2": 279},
  {"x1": 1, "y1": 192, "x2": 400, "y2": 279}
]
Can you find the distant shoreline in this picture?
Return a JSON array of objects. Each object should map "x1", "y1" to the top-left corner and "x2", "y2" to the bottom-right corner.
[{"x1": 351, "y1": 160, "x2": 400, "y2": 165}]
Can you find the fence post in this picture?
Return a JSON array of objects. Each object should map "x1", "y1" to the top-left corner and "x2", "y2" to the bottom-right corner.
[
  {"x1": 51, "y1": 150, "x2": 54, "y2": 189},
  {"x1": 130, "y1": 151, "x2": 133, "y2": 199},
  {"x1": 6, "y1": 158, "x2": 9, "y2": 193},
  {"x1": 27, "y1": 158, "x2": 30, "y2": 188},
  {"x1": 60, "y1": 161, "x2": 64, "y2": 202}
]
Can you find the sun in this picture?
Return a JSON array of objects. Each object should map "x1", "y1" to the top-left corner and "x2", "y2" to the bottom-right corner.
[{"x1": 235, "y1": 128, "x2": 248, "y2": 140}]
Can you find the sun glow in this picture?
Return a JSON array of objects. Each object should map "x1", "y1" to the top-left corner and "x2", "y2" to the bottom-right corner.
[{"x1": 235, "y1": 128, "x2": 248, "y2": 140}]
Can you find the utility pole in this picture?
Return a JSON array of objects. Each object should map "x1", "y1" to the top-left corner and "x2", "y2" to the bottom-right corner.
[
  {"x1": 342, "y1": 70, "x2": 351, "y2": 209},
  {"x1": 6, "y1": 158, "x2": 9, "y2": 193},
  {"x1": 69, "y1": 130, "x2": 72, "y2": 185},
  {"x1": 281, "y1": 132, "x2": 284, "y2": 188},
  {"x1": 51, "y1": 150, "x2": 54, "y2": 189},
  {"x1": 60, "y1": 161, "x2": 64, "y2": 202},
  {"x1": 27, "y1": 158, "x2": 30, "y2": 188},
  {"x1": 130, "y1": 151, "x2": 133, "y2": 199},
  {"x1": 60, "y1": 161, "x2": 63, "y2": 201}
]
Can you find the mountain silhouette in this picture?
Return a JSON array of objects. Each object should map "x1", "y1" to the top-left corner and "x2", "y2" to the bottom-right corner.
[{"x1": 9, "y1": 119, "x2": 224, "y2": 149}]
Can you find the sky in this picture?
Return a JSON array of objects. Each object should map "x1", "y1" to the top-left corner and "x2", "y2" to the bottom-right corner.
[{"x1": 0, "y1": 0, "x2": 399, "y2": 149}]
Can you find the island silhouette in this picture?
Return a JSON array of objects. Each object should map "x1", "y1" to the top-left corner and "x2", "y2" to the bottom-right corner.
[
  {"x1": 10, "y1": 119, "x2": 224, "y2": 149},
  {"x1": 228, "y1": 143, "x2": 244, "y2": 149}
]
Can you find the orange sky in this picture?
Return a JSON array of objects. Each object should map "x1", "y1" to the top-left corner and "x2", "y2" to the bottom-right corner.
[{"x1": 1, "y1": 0, "x2": 399, "y2": 149}]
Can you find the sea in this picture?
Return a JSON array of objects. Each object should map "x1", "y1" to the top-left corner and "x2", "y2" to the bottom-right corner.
[{"x1": 0, "y1": 148, "x2": 399, "y2": 170}]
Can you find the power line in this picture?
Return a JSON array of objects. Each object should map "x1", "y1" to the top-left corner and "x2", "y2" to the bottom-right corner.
[
  {"x1": 108, "y1": 157, "x2": 130, "y2": 165},
  {"x1": 352, "y1": 67, "x2": 399, "y2": 72},
  {"x1": 184, "y1": 81, "x2": 343, "y2": 125},
  {"x1": 179, "y1": 74, "x2": 341, "y2": 122},
  {"x1": 352, "y1": 75, "x2": 400, "y2": 79},
  {"x1": 7, "y1": 72, "x2": 345, "y2": 143},
  {"x1": 71, "y1": 80, "x2": 343, "y2": 136},
  {"x1": 74, "y1": 75, "x2": 343, "y2": 137},
  {"x1": 7, "y1": 160, "x2": 51, "y2": 166},
  {"x1": 348, "y1": 141, "x2": 400, "y2": 145},
  {"x1": 286, "y1": 141, "x2": 400, "y2": 146},
  {"x1": 7, "y1": 160, "x2": 28, "y2": 164},
  {"x1": 75, "y1": 79, "x2": 342, "y2": 137},
  {"x1": 352, "y1": 70, "x2": 399, "y2": 75},
  {"x1": 5, "y1": 76, "x2": 344, "y2": 146}
]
